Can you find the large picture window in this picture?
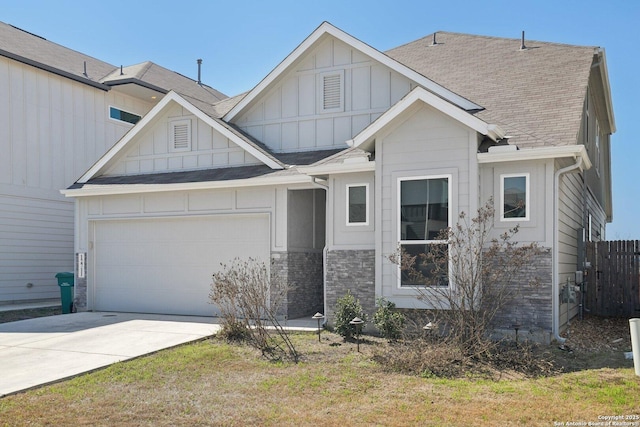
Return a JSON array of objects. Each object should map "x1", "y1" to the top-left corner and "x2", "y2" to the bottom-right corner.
[
  {"x1": 501, "y1": 173, "x2": 529, "y2": 221},
  {"x1": 398, "y1": 176, "x2": 450, "y2": 287}
]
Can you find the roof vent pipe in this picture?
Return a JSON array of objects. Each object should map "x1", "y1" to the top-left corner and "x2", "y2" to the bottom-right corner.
[
  {"x1": 431, "y1": 32, "x2": 438, "y2": 46},
  {"x1": 197, "y1": 59, "x2": 202, "y2": 85},
  {"x1": 120, "y1": 65, "x2": 124, "y2": 76},
  {"x1": 520, "y1": 31, "x2": 527, "y2": 50},
  {"x1": 83, "y1": 61, "x2": 88, "y2": 77}
]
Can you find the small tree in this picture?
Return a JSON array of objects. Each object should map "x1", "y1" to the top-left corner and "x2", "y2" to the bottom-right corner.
[
  {"x1": 392, "y1": 199, "x2": 545, "y2": 358},
  {"x1": 210, "y1": 258, "x2": 299, "y2": 363},
  {"x1": 373, "y1": 297, "x2": 405, "y2": 340},
  {"x1": 334, "y1": 291, "x2": 367, "y2": 340}
]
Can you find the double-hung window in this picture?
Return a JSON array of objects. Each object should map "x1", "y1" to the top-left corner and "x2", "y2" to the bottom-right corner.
[
  {"x1": 500, "y1": 173, "x2": 529, "y2": 221},
  {"x1": 398, "y1": 175, "x2": 450, "y2": 287}
]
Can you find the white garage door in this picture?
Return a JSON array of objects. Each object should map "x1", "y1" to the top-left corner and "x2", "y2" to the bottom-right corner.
[{"x1": 91, "y1": 214, "x2": 270, "y2": 316}]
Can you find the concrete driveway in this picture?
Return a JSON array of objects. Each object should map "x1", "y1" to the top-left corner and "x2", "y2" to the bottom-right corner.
[{"x1": 0, "y1": 312, "x2": 220, "y2": 397}]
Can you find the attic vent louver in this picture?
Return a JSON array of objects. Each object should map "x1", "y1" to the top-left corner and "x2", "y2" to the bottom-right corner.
[
  {"x1": 319, "y1": 70, "x2": 344, "y2": 113},
  {"x1": 323, "y1": 74, "x2": 341, "y2": 109},
  {"x1": 170, "y1": 119, "x2": 192, "y2": 152}
]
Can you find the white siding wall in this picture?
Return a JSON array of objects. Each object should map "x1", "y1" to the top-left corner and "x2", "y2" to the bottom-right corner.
[
  {"x1": 479, "y1": 159, "x2": 552, "y2": 245},
  {"x1": 234, "y1": 37, "x2": 415, "y2": 152},
  {"x1": 376, "y1": 104, "x2": 477, "y2": 308},
  {"x1": 0, "y1": 56, "x2": 153, "y2": 302},
  {"x1": 104, "y1": 104, "x2": 261, "y2": 176},
  {"x1": 557, "y1": 165, "x2": 585, "y2": 327}
]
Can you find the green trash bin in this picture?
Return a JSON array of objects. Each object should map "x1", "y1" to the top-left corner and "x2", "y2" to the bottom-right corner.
[{"x1": 55, "y1": 272, "x2": 75, "y2": 314}]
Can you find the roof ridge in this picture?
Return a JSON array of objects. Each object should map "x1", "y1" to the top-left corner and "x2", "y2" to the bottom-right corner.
[{"x1": 386, "y1": 30, "x2": 599, "y2": 52}]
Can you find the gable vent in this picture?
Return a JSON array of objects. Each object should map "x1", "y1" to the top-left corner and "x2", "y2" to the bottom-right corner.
[
  {"x1": 323, "y1": 74, "x2": 342, "y2": 109},
  {"x1": 170, "y1": 119, "x2": 192, "y2": 152}
]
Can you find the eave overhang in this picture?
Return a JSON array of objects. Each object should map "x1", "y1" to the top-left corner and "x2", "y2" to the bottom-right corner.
[
  {"x1": 298, "y1": 160, "x2": 376, "y2": 178},
  {"x1": 0, "y1": 48, "x2": 111, "y2": 91},
  {"x1": 477, "y1": 145, "x2": 592, "y2": 170},
  {"x1": 61, "y1": 173, "x2": 311, "y2": 198}
]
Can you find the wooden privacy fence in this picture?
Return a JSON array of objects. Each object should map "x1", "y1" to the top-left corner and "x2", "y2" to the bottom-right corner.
[{"x1": 585, "y1": 240, "x2": 640, "y2": 317}]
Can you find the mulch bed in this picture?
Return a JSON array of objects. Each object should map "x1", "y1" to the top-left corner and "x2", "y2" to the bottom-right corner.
[{"x1": 563, "y1": 315, "x2": 633, "y2": 352}]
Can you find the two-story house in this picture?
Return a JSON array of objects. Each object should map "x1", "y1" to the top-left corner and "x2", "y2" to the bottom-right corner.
[{"x1": 62, "y1": 23, "x2": 615, "y2": 343}]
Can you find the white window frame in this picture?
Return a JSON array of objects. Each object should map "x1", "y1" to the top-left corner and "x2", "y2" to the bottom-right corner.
[
  {"x1": 317, "y1": 70, "x2": 345, "y2": 114},
  {"x1": 500, "y1": 173, "x2": 530, "y2": 222},
  {"x1": 346, "y1": 183, "x2": 369, "y2": 226},
  {"x1": 397, "y1": 174, "x2": 452, "y2": 288},
  {"x1": 108, "y1": 105, "x2": 141, "y2": 125},
  {"x1": 169, "y1": 118, "x2": 192, "y2": 152}
]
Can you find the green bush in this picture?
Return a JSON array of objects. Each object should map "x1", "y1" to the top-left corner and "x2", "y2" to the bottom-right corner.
[
  {"x1": 373, "y1": 297, "x2": 405, "y2": 340},
  {"x1": 334, "y1": 291, "x2": 367, "y2": 340}
]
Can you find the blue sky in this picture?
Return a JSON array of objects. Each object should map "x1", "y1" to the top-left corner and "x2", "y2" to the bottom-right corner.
[{"x1": 3, "y1": 0, "x2": 639, "y2": 238}]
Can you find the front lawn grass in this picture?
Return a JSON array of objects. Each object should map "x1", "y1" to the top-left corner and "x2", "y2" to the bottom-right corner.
[{"x1": 1, "y1": 332, "x2": 638, "y2": 426}]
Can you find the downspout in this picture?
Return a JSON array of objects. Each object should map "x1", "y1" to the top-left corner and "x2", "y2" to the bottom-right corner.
[
  {"x1": 553, "y1": 156, "x2": 583, "y2": 344},
  {"x1": 311, "y1": 177, "x2": 329, "y2": 326}
]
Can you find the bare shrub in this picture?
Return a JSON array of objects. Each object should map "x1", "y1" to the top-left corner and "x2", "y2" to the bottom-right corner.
[
  {"x1": 390, "y1": 199, "x2": 546, "y2": 360},
  {"x1": 210, "y1": 258, "x2": 299, "y2": 363}
]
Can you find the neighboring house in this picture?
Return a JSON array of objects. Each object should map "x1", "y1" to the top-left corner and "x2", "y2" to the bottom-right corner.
[
  {"x1": 62, "y1": 22, "x2": 615, "y2": 342},
  {"x1": 0, "y1": 21, "x2": 226, "y2": 304}
]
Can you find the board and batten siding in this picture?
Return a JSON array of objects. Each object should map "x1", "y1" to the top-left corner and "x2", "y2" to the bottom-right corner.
[
  {"x1": 375, "y1": 104, "x2": 478, "y2": 308},
  {"x1": 233, "y1": 37, "x2": 416, "y2": 152},
  {"x1": 104, "y1": 103, "x2": 261, "y2": 176},
  {"x1": 0, "y1": 56, "x2": 154, "y2": 302}
]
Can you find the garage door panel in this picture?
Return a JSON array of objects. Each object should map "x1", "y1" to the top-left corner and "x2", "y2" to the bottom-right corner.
[{"x1": 92, "y1": 214, "x2": 270, "y2": 316}]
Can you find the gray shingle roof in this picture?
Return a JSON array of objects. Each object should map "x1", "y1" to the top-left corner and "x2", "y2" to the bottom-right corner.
[
  {"x1": 385, "y1": 31, "x2": 596, "y2": 148},
  {"x1": 102, "y1": 61, "x2": 226, "y2": 104},
  {"x1": 0, "y1": 21, "x2": 115, "y2": 89},
  {"x1": 0, "y1": 21, "x2": 226, "y2": 105}
]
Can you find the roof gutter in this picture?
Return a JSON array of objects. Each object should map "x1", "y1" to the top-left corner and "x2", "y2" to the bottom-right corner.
[
  {"x1": 61, "y1": 173, "x2": 312, "y2": 198},
  {"x1": 552, "y1": 156, "x2": 584, "y2": 344}
]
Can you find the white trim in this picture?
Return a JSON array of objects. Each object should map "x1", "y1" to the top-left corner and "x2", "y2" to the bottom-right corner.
[
  {"x1": 500, "y1": 173, "x2": 530, "y2": 222},
  {"x1": 223, "y1": 22, "x2": 482, "y2": 122},
  {"x1": 348, "y1": 87, "x2": 504, "y2": 150},
  {"x1": 298, "y1": 160, "x2": 375, "y2": 176},
  {"x1": 78, "y1": 91, "x2": 283, "y2": 184},
  {"x1": 346, "y1": 183, "x2": 369, "y2": 226},
  {"x1": 478, "y1": 145, "x2": 592, "y2": 169},
  {"x1": 396, "y1": 174, "x2": 452, "y2": 289},
  {"x1": 61, "y1": 173, "x2": 311, "y2": 198}
]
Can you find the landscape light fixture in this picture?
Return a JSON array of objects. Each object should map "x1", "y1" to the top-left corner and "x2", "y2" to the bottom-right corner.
[
  {"x1": 312, "y1": 312, "x2": 325, "y2": 342},
  {"x1": 349, "y1": 317, "x2": 365, "y2": 352}
]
